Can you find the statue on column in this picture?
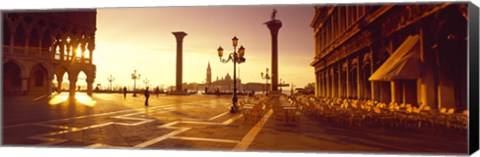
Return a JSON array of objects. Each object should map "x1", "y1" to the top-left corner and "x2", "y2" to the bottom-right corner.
[{"x1": 271, "y1": 9, "x2": 277, "y2": 20}]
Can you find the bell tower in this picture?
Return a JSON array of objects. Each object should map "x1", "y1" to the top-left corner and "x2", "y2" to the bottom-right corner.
[{"x1": 207, "y1": 61, "x2": 212, "y2": 85}]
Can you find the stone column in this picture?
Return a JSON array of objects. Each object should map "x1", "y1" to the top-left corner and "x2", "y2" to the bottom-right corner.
[
  {"x1": 59, "y1": 36, "x2": 65, "y2": 61},
  {"x1": 356, "y1": 62, "x2": 361, "y2": 99},
  {"x1": 8, "y1": 24, "x2": 16, "y2": 53},
  {"x1": 370, "y1": 58, "x2": 377, "y2": 101},
  {"x1": 391, "y1": 80, "x2": 403, "y2": 103},
  {"x1": 57, "y1": 75, "x2": 63, "y2": 93},
  {"x1": 50, "y1": 34, "x2": 57, "y2": 59},
  {"x1": 326, "y1": 70, "x2": 331, "y2": 97},
  {"x1": 172, "y1": 32, "x2": 187, "y2": 93},
  {"x1": 325, "y1": 72, "x2": 328, "y2": 97},
  {"x1": 323, "y1": 71, "x2": 327, "y2": 97},
  {"x1": 315, "y1": 72, "x2": 320, "y2": 97},
  {"x1": 88, "y1": 35, "x2": 95, "y2": 64},
  {"x1": 344, "y1": 62, "x2": 350, "y2": 99},
  {"x1": 47, "y1": 74, "x2": 53, "y2": 95},
  {"x1": 338, "y1": 64, "x2": 343, "y2": 98},
  {"x1": 69, "y1": 75, "x2": 77, "y2": 97},
  {"x1": 320, "y1": 73, "x2": 325, "y2": 97},
  {"x1": 24, "y1": 25, "x2": 33, "y2": 55},
  {"x1": 80, "y1": 37, "x2": 87, "y2": 62},
  {"x1": 330, "y1": 67, "x2": 336, "y2": 98},
  {"x1": 86, "y1": 77, "x2": 94, "y2": 96},
  {"x1": 38, "y1": 29, "x2": 45, "y2": 52},
  {"x1": 66, "y1": 39, "x2": 72, "y2": 62},
  {"x1": 21, "y1": 77, "x2": 28, "y2": 95},
  {"x1": 265, "y1": 19, "x2": 282, "y2": 93}
]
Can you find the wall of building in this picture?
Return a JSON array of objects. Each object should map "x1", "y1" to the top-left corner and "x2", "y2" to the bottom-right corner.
[
  {"x1": 3, "y1": 10, "x2": 97, "y2": 96},
  {"x1": 311, "y1": 3, "x2": 468, "y2": 111}
]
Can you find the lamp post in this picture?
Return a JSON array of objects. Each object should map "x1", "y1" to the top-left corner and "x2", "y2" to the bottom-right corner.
[
  {"x1": 143, "y1": 78, "x2": 150, "y2": 88},
  {"x1": 261, "y1": 68, "x2": 270, "y2": 95},
  {"x1": 279, "y1": 78, "x2": 283, "y2": 93},
  {"x1": 107, "y1": 75, "x2": 115, "y2": 92},
  {"x1": 131, "y1": 70, "x2": 141, "y2": 97},
  {"x1": 217, "y1": 36, "x2": 246, "y2": 113}
]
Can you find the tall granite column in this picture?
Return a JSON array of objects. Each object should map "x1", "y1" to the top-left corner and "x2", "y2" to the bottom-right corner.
[
  {"x1": 265, "y1": 15, "x2": 282, "y2": 93},
  {"x1": 172, "y1": 32, "x2": 187, "y2": 93}
]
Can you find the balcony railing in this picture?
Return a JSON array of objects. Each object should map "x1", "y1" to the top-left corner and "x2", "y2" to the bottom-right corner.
[
  {"x1": 4, "y1": 45, "x2": 92, "y2": 64},
  {"x1": 3, "y1": 46, "x2": 52, "y2": 60},
  {"x1": 53, "y1": 53, "x2": 91, "y2": 64}
]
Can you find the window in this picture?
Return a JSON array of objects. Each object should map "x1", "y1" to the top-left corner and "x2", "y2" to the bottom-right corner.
[
  {"x1": 333, "y1": 9, "x2": 338, "y2": 39},
  {"x1": 350, "y1": 6, "x2": 356, "y2": 24},
  {"x1": 338, "y1": 7, "x2": 343, "y2": 34},
  {"x1": 346, "y1": 6, "x2": 350, "y2": 29},
  {"x1": 322, "y1": 28, "x2": 326, "y2": 50},
  {"x1": 357, "y1": 5, "x2": 366, "y2": 19},
  {"x1": 326, "y1": 20, "x2": 331, "y2": 46},
  {"x1": 331, "y1": 17, "x2": 335, "y2": 41},
  {"x1": 315, "y1": 33, "x2": 320, "y2": 55}
]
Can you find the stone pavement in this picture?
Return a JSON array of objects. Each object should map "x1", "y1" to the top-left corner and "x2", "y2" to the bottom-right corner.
[{"x1": 2, "y1": 93, "x2": 468, "y2": 155}]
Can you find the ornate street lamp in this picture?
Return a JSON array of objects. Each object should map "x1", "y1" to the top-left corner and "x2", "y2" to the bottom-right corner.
[
  {"x1": 107, "y1": 75, "x2": 115, "y2": 92},
  {"x1": 261, "y1": 68, "x2": 270, "y2": 95},
  {"x1": 131, "y1": 70, "x2": 141, "y2": 97},
  {"x1": 217, "y1": 36, "x2": 246, "y2": 113},
  {"x1": 143, "y1": 78, "x2": 150, "y2": 88}
]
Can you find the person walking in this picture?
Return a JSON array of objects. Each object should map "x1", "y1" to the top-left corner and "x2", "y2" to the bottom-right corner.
[
  {"x1": 216, "y1": 88, "x2": 220, "y2": 97},
  {"x1": 144, "y1": 87, "x2": 150, "y2": 106},
  {"x1": 123, "y1": 86, "x2": 127, "y2": 99},
  {"x1": 155, "y1": 86, "x2": 160, "y2": 98}
]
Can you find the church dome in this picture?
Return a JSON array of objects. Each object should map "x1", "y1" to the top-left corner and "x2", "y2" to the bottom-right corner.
[{"x1": 225, "y1": 73, "x2": 232, "y2": 80}]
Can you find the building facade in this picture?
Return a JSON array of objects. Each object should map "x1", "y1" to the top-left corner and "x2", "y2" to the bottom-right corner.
[
  {"x1": 311, "y1": 3, "x2": 467, "y2": 111},
  {"x1": 3, "y1": 10, "x2": 97, "y2": 96}
]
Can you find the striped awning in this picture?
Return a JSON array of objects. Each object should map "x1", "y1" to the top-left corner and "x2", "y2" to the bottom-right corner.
[{"x1": 369, "y1": 35, "x2": 421, "y2": 81}]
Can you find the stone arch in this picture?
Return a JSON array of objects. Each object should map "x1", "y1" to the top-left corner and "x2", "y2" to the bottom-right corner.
[
  {"x1": 66, "y1": 65, "x2": 96, "y2": 96},
  {"x1": 28, "y1": 63, "x2": 49, "y2": 95},
  {"x1": 3, "y1": 58, "x2": 26, "y2": 74},
  {"x1": 54, "y1": 65, "x2": 70, "y2": 92},
  {"x1": 76, "y1": 69, "x2": 89, "y2": 92},
  {"x1": 341, "y1": 61, "x2": 349, "y2": 98},
  {"x1": 350, "y1": 58, "x2": 359, "y2": 99},
  {"x1": 35, "y1": 61, "x2": 54, "y2": 78},
  {"x1": 3, "y1": 61, "x2": 23, "y2": 95}
]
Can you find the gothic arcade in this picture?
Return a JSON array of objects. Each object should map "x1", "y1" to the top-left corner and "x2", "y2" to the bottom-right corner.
[{"x1": 3, "y1": 10, "x2": 97, "y2": 96}]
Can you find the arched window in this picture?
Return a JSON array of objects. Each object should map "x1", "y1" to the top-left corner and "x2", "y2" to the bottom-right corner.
[
  {"x1": 35, "y1": 69, "x2": 45, "y2": 87},
  {"x1": 4, "y1": 62, "x2": 21, "y2": 86}
]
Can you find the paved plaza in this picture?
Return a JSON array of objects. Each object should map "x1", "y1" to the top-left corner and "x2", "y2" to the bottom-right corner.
[{"x1": 3, "y1": 93, "x2": 468, "y2": 155}]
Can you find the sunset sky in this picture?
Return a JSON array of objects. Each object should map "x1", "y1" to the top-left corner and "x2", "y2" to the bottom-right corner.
[{"x1": 84, "y1": 5, "x2": 316, "y2": 90}]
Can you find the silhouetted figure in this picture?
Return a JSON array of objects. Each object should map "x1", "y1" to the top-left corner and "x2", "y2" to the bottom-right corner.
[
  {"x1": 216, "y1": 88, "x2": 220, "y2": 97},
  {"x1": 155, "y1": 86, "x2": 160, "y2": 98},
  {"x1": 205, "y1": 87, "x2": 208, "y2": 94},
  {"x1": 123, "y1": 87, "x2": 127, "y2": 99},
  {"x1": 144, "y1": 87, "x2": 150, "y2": 106},
  {"x1": 271, "y1": 9, "x2": 277, "y2": 20}
]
